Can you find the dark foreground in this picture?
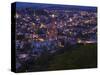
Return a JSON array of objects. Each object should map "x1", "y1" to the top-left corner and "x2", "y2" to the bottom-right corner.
[{"x1": 17, "y1": 44, "x2": 97, "y2": 72}]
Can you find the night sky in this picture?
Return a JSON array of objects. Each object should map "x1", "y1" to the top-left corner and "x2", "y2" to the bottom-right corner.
[{"x1": 15, "y1": 2, "x2": 97, "y2": 11}]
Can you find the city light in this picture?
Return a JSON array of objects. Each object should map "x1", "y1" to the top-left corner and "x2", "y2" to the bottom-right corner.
[{"x1": 15, "y1": 13, "x2": 20, "y2": 18}]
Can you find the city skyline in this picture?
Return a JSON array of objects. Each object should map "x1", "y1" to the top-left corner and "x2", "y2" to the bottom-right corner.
[{"x1": 12, "y1": 2, "x2": 97, "y2": 72}]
